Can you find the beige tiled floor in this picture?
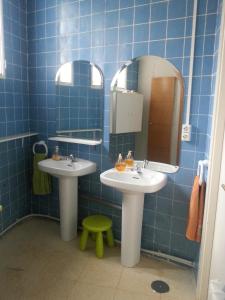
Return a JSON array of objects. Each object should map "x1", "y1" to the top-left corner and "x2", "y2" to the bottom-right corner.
[{"x1": 0, "y1": 218, "x2": 196, "y2": 300}]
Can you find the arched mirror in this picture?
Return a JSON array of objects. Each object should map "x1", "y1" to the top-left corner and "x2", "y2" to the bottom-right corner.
[
  {"x1": 55, "y1": 60, "x2": 104, "y2": 142},
  {"x1": 110, "y1": 56, "x2": 184, "y2": 167}
]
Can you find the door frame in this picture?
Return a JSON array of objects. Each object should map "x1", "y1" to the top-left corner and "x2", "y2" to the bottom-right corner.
[{"x1": 197, "y1": 3, "x2": 225, "y2": 299}]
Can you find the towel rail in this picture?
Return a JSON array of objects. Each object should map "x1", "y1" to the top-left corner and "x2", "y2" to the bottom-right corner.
[
  {"x1": 0, "y1": 132, "x2": 38, "y2": 144},
  {"x1": 33, "y1": 140, "x2": 48, "y2": 156}
]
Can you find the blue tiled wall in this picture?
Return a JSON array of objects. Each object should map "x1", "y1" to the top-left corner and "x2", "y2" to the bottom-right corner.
[
  {"x1": 0, "y1": 0, "x2": 222, "y2": 262},
  {"x1": 0, "y1": 0, "x2": 29, "y2": 137},
  {"x1": 26, "y1": 0, "x2": 221, "y2": 261},
  {"x1": 0, "y1": 0, "x2": 32, "y2": 232},
  {"x1": 126, "y1": 60, "x2": 139, "y2": 90}
]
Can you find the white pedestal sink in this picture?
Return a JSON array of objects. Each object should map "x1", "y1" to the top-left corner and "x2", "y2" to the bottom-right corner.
[
  {"x1": 100, "y1": 168, "x2": 167, "y2": 267},
  {"x1": 38, "y1": 158, "x2": 96, "y2": 241}
]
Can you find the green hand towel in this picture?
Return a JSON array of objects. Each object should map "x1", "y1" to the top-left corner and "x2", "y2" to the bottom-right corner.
[{"x1": 32, "y1": 154, "x2": 51, "y2": 195}]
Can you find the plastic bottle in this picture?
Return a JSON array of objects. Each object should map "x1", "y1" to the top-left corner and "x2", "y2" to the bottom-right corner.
[
  {"x1": 52, "y1": 146, "x2": 61, "y2": 161},
  {"x1": 125, "y1": 150, "x2": 134, "y2": 167},
  {"x1": 115, "y1": 153, "x2": 126, "y2": 171}
]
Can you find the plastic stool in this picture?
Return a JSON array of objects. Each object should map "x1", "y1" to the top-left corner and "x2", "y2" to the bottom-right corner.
[{"x1": 79, "y1": 215, "x2": 114, "y2": 258}]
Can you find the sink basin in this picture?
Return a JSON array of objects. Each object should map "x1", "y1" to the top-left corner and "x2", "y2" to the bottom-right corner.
[
  {"x1": 38, "y1": 158, "x2": 96, "y2": 242},
  {"x1": 100, "y1": 168, "x2": 167, "y2": 193},
  {"x1": 100, "y1": 167, "x2": 167, "y2": 268},
  {"x1": 38, "y1": 158, "x2": 96, "y2": 178}
]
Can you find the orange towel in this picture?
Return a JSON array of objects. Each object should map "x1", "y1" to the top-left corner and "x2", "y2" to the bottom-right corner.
[{"x1": 186, "y1": 176, "x2": 206, "y2": 242}]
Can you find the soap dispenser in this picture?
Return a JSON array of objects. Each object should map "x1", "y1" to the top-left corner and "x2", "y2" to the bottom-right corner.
[
  {"x1": 125, "y1": 150, "x2": 134, "y2": 167},
  {"x1": 115, "y1": 153, "x2": 126, "y2": 172},
  {"x1": 52, "y1": 146, "x2": 61, "y2": 161}
]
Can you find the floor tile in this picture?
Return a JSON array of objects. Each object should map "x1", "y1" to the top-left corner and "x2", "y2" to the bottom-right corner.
[
  {"x1": 114, "y1": 289, "x2": 159, "y2": 300},
  {"x1": 0, "y1": 218, "x2": 196, "y2": 300},
  {"x1": 79, "y1": 255, "x2": 123, "y2": 288},
  {"x1": 68, "y1": 282, "x2": 115, "y2": 300},
  {"x1": 118, "y1": 266, "x2": 161, "y2": 297}
]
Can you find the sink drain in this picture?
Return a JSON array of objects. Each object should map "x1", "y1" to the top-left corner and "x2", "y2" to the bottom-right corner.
[{"x1": 151, "y1": 280, "x2": 170, "y2": 293}]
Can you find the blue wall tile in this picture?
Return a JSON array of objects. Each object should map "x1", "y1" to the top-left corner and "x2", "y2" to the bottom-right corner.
[
  {"x1": 167, "y1": 19, "x2": 185, "y2": 38},
  {"x1": 120, "y1": 8, "x2": 134, "y2": 26},
  {"x1": 166, "y1": 39, "x2": 184, "y2": 58},
  {"x1": 151, "y1": 2, "x2": 168, "y2": 21},
  {"x1": 105, "y1": 11, "x2": 119, "y2": 28},
  {"x1": 149, "y1": 40, "x2": 165, "y2": 57},
  {"x1": 119, "y1": 26, "x2": 133, "y2": 44},
  {"x1": 135, "y1": 5, "x2": 150, "y2": 24},
  {"x1": 205, "y1": 14, "x2": 217, "y2": 35},
  {"x1": 134, "y1": 23, "x2": 149, "y2": 42},
  {"x1": 168, "y1": 0, "x2": 187, "y2": 19},
  {"x1": 120, "y1": 0, "x2": 134, "y2": 9},
  {"x1": 150, "y1": 21, "x2": 167, "y2": 40}
]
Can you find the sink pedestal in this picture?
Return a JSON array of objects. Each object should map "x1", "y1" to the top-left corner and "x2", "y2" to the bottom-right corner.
[
  {"x1": 59, "y1": 177, "x2": 78, "y2": 241},
  {"x1": 100, "y1": 167, "x2": 167, "y2": 268},
  {"x1": 38, "y1": 158, "x2": 96, "y2": 242},
  {"x1": 121, "y1": 192, "x2": 144, "y2": 267}
]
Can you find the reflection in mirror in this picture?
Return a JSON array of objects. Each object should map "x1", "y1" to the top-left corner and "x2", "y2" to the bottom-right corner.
[
  {"x1": 55, "y1": 60, "x2": 104, "y2": 142},
  {"x1": 110, "y1": 56, "x2": 184, "y2": 166},
  {"x1": 56, "y1": 62, "x2": 74, "y2": 85}
]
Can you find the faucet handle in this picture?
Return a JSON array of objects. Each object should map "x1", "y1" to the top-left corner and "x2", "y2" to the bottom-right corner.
[
  {"x1": 69, "y1": 154, "x2": 77, "y2": 162},
  {"x1": 142, "y1": 160, "x2": 149, "y2": 168}
]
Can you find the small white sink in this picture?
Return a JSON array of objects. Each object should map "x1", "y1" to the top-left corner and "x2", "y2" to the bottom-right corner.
[
  {"x1": 100, "y1": 168, "x2": 167, "y2": 194},
  {"x1": 38, "y1": 158, "x2": 96, "y2": 178},
  {"x1": 38, "y1": 157, "x2": 96, "y2": 242},
  {"x1": 100, "y1": 166, "x2": 167, "y2": 268}
]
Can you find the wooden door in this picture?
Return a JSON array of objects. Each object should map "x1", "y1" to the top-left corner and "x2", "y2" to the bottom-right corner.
[{"x1": 147, "y1": 77, "x2": 176, "y2": 163}]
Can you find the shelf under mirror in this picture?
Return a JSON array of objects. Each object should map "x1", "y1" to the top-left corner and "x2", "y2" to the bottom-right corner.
[
  {"x1": 48, "y1": 136, "x2": 102, "y2": 146},
  {"x1": 49, "y1": 128, "x2": 102, "y2": 146}
]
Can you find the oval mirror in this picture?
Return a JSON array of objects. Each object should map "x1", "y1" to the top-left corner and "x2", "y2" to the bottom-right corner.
[
  {"x1": 55, "y1": 60, "x2": 104, "y2": 142},
  {"x1": 110, "y1": 56, "x2": 184, "y2": 167}
]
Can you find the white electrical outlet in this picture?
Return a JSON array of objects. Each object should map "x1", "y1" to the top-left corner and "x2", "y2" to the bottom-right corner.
[{"x1": 182, "y1": 124, "x2": 192, "y2": 141}]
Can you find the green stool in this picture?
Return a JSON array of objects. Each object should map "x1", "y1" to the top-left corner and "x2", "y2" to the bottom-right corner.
[{"x1": 80, "y1": 215, "x2": 114, "y2": 258}]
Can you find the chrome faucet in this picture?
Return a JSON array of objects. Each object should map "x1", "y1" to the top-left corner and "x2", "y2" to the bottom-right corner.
[
  {"x1": 69, "y1": 154, "x2": 77, "y2": 163},
  {"x1": 134, "y1": 160, "x2": 149, "y2": 174},
  {"x1": 131, "y1": 163, "x2": 143, "y2": 174},
  {"x1": 135, "y1": 165, "x2": 142, "y2": 174}
]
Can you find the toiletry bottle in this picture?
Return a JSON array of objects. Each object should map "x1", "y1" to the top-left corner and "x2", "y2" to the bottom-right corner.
[
  {"x1": 115, "y1": 153, "x2": 126, "y2": 172},
  {"x1": 125, "y1": 150, "x2": 134, "y2": 167},
  {"x1": 52, "y1": 146, "x2": 61, "y2": 161}
]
